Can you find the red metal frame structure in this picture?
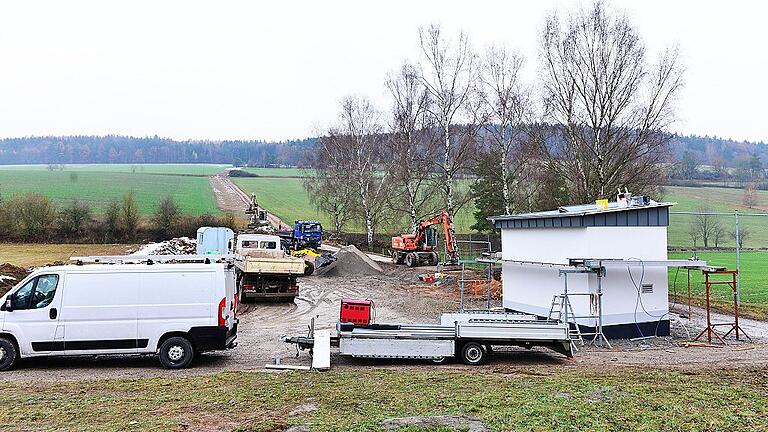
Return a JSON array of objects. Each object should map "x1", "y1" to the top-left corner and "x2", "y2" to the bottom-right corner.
[{"x1": 693, "y1": 269, "x2": 751, "y2": 344}]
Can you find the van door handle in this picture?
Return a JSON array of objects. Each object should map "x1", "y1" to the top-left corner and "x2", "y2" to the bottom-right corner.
[{"x1": 49, "y1": 308, "x2": 57, "y2": 320}]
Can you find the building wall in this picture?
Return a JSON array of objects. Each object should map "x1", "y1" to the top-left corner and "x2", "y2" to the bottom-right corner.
[{"x1": 501, "y1": 226, "x2": 668, "y2": 329}]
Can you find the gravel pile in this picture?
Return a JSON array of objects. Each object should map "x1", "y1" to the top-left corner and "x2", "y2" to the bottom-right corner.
[{"x1": 315, "y1": 245, "x2": 383, "y2": 277}]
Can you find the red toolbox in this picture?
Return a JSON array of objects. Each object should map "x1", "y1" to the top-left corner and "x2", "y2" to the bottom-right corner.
[{"x1": 339, "y1": 298, "x2": 375, "y2": 325}]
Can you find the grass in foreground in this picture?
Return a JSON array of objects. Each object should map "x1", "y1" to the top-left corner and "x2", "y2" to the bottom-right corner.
[
  {"x1": 669, "y1": 250, "x2": 768, "y2": 320},
  {"x1": 0, "y1": 243, "x2": 136, "y2": 267},
  {"x1": 0, "y1": 368, "x2": 765, "y2": 431}
]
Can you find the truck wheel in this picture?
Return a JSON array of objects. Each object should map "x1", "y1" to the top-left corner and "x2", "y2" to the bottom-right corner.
[
  {"x1": 0, "y1": 338, "x2": 19, "y2": 371},
  {"x1": 460, "y1": 342, "x2": 486, "y2": 366},
  {"x1": 405, "y1": 253, "x2": 418, "y2": 267},
  {"x1": 159, "y1": 336, "x2": 195, "y2": 369},
  {"x1": 304, "y1": 261, "x2": 315, "y2": 276}
]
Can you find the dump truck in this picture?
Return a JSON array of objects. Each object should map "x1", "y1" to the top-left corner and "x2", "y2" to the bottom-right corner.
[
  {"x1": 231, "y1": 233, "x2": 309, "y2": 302},
  {"x1": 196, "y1": 228, "x2": 311, "y2": 302},
  {"x1": 277, "y1": 220, "x2": 324, "y2": 251}
]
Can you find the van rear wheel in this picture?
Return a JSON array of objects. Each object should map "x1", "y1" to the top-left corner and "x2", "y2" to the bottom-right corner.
[
  {"x1": 159, "y1": 336, "x2": 194, "y2": 369},
  {"x1": 0, "y1": 338, "x2": 18, "y2": 371}
]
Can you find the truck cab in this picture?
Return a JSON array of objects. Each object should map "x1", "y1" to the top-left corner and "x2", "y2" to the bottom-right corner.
[
  {"x1": 235, "y1": 234, "x2": 285, "y2": 258},
  {"x1": 292, "y1": 220, "x2": 323, "y2": 250}
]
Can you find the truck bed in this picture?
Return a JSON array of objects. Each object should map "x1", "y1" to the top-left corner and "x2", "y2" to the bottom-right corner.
[{"x1": 233, "y1": 256, "x2": 305, "y2": 275}]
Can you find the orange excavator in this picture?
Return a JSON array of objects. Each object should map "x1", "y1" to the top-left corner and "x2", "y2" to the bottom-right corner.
[{"x1": 391, "y1": 209, "x2": 459, "y2": 267}]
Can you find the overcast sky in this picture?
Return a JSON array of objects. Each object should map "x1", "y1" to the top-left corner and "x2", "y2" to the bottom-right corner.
[{"x1": 0, "y1": 0, "x2": 765, "y2": 142}]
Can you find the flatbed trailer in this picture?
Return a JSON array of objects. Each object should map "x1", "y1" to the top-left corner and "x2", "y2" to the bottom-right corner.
[{"x1": 284, "y1": 306, "x2": 572, "y2": 367}]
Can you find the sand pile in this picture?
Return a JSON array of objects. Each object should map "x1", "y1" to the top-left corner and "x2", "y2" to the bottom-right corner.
[
  {"x1": 0, "y1": 263, "x2": 29, "y2": 295},
  {"x1": 315, "y1": 245, "x2": 383, "y2": 277}
]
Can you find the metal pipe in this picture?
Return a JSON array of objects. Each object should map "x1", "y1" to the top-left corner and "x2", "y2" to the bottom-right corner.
[{"x1": 735, "y1": 210, "x2": 741, "y2": 306}]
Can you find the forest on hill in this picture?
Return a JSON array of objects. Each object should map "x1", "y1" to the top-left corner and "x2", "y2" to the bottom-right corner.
[
  {"x1": 0, "y1": 135, "x2": 315, "y2": 167},
  {"x1": 0, "y1": 133, "x2": 764, "y2": 169}
]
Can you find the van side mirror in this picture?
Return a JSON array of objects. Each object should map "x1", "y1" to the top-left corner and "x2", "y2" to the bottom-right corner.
[{"x1": 3, "y1": 296, "x2": 13, "y2": 312}]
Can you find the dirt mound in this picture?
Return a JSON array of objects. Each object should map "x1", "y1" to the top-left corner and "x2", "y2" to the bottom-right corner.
[
  {"x1": 131, "y1": 237, "x2": 196, "y2": 255},
  {"x1": 0, "y1": 263, "x2": 30, "y2": 295},
  {"x1": 315, "y1": 245, "x2": 383, "y2": 277}
]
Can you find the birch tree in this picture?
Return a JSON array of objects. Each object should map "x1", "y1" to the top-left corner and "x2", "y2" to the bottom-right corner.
[
  {"x1": 539, "y1": 1, "x2": 683, "y2": 201},
  {"x1": 317, "y1": 96, "x2": 391, "y2": 246},
  {"x1": 479, "y1": 45, "x2": 531, "y2": 215},
  {"x1": 418, "y1": 24, "x2": 478, "y2": 221},
  {"x1": 385, "y1": 62, "x2": 437, "y2": 231}
]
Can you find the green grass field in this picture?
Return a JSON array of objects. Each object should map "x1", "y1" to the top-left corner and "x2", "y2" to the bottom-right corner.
[
  {"x1": 232, "y1": 176, "x2": 480, "y2": 234},
  {"x1": 669, "y1": 250, "x2": 768, "y2": 319},
  {"x1": 1, "y1": 369, "x2": 765, "y2": 431},
  {"x1": 0, "y1": 165, "x2": 223, "y2": 215},
  {"x1": 664, "y1": 186, "x2": 768, "y2": 248}
]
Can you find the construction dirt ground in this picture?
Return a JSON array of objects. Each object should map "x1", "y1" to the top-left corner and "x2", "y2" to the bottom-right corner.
[{"x1": 3, "y1": 254, "x2": 768, "y2": 383}]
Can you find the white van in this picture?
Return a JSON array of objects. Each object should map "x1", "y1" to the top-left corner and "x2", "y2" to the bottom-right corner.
[{"x1": 0, "y1": 263, "x2": 238, "y2": 370}]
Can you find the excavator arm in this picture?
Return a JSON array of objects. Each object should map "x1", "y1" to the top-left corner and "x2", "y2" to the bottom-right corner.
[{"x1": 410, "y1": 210, "x2": 459, "y2": 264}]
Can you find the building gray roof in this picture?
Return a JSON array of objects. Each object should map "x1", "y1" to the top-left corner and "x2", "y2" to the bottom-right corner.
[{"x1": 488, "y1": 200, "x2": 674, "y2": 229}]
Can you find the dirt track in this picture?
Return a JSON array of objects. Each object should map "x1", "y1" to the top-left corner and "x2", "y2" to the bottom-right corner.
[
  {"x1": 209, "y1": 171, "x2": 287, "y2": 229},
  {"x1": 5, "y1": 262, "x2": 768, "y2": 382}
]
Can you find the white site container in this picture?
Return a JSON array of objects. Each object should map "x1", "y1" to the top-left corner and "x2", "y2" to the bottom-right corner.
[
  {"x1": 196, "y1": 226, "x2": 235, "y2": 255},
  {"x1": 490, "y1": 201, "x2": 672, "y2": 339}
]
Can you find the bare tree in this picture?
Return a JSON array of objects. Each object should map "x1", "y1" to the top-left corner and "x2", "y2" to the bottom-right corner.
[
  {"x1": 732, "y1": 225, "x2": 750, "y2": 249},
  {"x1": 690, "y1": 206, "x2": 721, "y2": 248},
  {"x1": 418, "y1": 24, "x2": 479, "y2": 221},
  {"x1": 478, "y1": 44, "x2": 531, "y2": 215},
  {"x1": 59, "y1": 199, "x2": 92, "y2": 239},
  {"x1": 687, "y1": 219, "x2": 700, "y2": 248},
  {"x1": 304, "y1": 174, "x2": 353, "y2": 236},
  {"x1": 539, "y1": 1, "x2": 684, "y2": 201},
  {"x1": 743, "y1": 183, "x2": 759, "y2": 209},
  {"x1": 103, "y1": 199, "x2": 121, "y2": 240},
  {"x1": 121, "y1": 191, "x2": 140, "y2": 241},
  {"x1": 154, "y1": 195, "x2": 181, "y2": 239},
  {"x1": 385, "y1": 62, "x2": 438, "y2": 230},
  {"x1": 317, "y1": 96, "x2": 392, "y2": 246}
]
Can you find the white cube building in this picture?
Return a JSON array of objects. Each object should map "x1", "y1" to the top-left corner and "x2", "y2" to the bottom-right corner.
[{"x1": 488, "y1": 201, "x2": 672, "y2": 339}]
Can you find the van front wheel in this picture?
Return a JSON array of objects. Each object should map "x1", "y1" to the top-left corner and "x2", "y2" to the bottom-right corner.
[
  {"x1": 0, "y1": 338, "x2": 18, "y2": 371},
  {"x1": 159, "y1": 336, "x2": 194, "y2": 369}
]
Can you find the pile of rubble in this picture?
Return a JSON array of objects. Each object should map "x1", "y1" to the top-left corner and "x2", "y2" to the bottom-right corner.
[
  {"x1": 131, "y1": 237, "x2": 197, "y2": 255},
  {"x1": 0, "y1": 263, "x2": 29, "y2": 295},
  {"x1": 315, "y1": 245, "x2": 383, "y2": 277}
]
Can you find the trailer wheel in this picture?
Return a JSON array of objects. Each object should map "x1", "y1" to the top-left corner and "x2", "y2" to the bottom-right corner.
[
  {"x1": 159, "y1": 336, "x2": 195, "y2": 369},
  {"x1": 460, "y1": 342, "x2": 486, "y2": 366},
  {"x1": 405, "y1": 253, "x2": 418, "y2": 267},
  {"x1": 430, "y1": 356, "x2": 449, "y2": 365},
  {"x1": 0, "y1": 337, "x2": 19, "y2": 371}
]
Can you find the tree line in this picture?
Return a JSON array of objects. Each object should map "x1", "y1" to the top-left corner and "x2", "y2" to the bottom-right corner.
[
  {"x1": 0, "y1": 192, "x2": 237, "y2": 243},
  {"x1": 306, "y1": 2, "x2": 684, "y2": 244},
  {"x1": 0, "y1": 135, "x2": 314, "y2": 167}
]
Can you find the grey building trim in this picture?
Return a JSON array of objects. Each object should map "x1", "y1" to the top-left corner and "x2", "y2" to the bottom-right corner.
[{"x1": 491, "y1": 205, "x2": 671, "y2": 229}]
